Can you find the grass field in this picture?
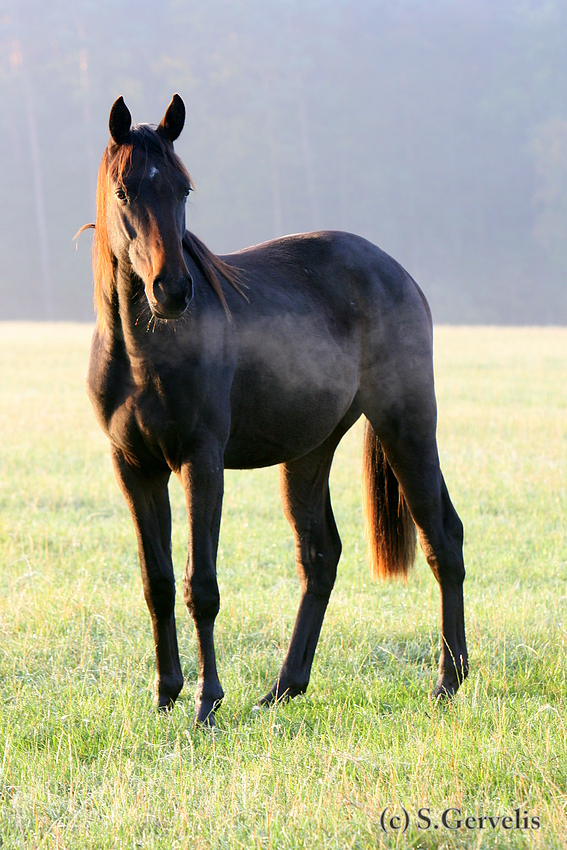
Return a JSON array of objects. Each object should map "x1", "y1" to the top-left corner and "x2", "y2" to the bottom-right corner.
[{"x1": 0, "y1": 323, "x2": 565, "y2": 849}]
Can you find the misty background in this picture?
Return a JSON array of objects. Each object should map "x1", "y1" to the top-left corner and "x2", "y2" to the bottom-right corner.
[{"x1": 1, "y1": 0, "x2": 566, "y2": 323}]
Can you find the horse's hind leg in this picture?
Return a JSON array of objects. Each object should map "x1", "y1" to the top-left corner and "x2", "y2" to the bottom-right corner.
[
  {"x1": 366, "y1": 405, "x2": 468, "y2": 696},
  {"x1": 260, "y1": 437, "x2": 343, "y2": 705}
]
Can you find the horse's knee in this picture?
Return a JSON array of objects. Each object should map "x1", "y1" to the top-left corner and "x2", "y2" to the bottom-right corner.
[
  {"x1": 443, "y1": 497, "x2": 464, "y2": 547},
  {"x1": 438, "y1": 551, "x2": 465, "y2": 585},
  {"x1": 183, "y1": 571, "x2": 220, "y2": 621},
  {"x1": 298, "y1": 533, "x2": 341, "y2": 600},
  {"x1": 442, "y1": 507, "x2": 465, "y2": 582},
  {"x1": 142, "y1": 570, "x2": 176, "y2": 620},
  {"x1": 419, "y1": 493, "x2": 464, "y2": 586},
  {"x1": 425, "y1": 537, "x2": 465, "y2": 586}
]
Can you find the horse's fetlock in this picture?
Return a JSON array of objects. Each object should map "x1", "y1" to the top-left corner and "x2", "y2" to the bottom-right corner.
[{"x1": 157, "y1": 673, "x2": 183, "y2": 709}]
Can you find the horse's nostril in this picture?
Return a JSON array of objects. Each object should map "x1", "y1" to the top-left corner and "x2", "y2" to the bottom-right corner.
[{"x1": 152, "y1": 277, "x2": 167, "y2": 304}]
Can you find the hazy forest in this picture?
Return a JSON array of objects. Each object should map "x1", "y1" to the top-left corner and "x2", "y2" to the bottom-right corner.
[{"x1": 1, "y1": 0, "x2": 567, "y2": 324}]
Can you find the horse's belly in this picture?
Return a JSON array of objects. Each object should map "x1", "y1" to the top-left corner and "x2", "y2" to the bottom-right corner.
[
  {"x1": 225, "y1": 319, "x2": 360, "y2": 467},
  {"x1": 225, "y1": 369, "x2": 358, "y2": 468}
]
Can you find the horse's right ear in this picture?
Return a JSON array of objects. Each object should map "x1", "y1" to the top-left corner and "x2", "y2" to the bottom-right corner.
[{"x1": 109, "y1": 96, "x2": 132, "y2": 145}]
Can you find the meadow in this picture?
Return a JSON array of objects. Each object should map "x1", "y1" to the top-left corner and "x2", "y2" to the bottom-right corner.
[{"x1": 0, "y1": 323, "x2": 565, "y2": 849}]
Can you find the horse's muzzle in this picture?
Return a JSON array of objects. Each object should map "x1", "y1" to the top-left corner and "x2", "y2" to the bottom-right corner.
[{"x1": 150, "y1": 273, "x2": 193, "y2": 319}]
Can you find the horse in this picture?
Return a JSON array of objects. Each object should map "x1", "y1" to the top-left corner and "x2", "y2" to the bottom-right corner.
[{"x1": 83, "y1": 94, "x2": 468, "y2": 724}]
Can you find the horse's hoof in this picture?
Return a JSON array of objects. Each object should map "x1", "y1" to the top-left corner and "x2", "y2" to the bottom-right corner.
[
  {"x1": 157, "y1": 693, "x2": 178, "y2": 712},
  {"x1": 194, "y1": 695, "x2": 223, "y2": 727},
  {"x1": 434, "y1": 665, "x2": 469, "y2": 699},
  {"x1": 194, "y1": 712, "x2": 215, "y2": 729},
  {"x1": 433, "y1": 682, "x2": 456, "y2": 700},
  {"x1": 258, "y1": 687, "x2": 287, "y2": 707},
  {"x1": 258, "y1": 691, "x2": 276, "y2": 707},
  {"x1": 157, "y1": 684, "x2": 183, "y2": 711},
  {"x1": 259, "y1": 678, "x2": 305, "y2": 707},
  {"x1": 156, "y1": 673, "x2": 184, "y2": 711}
]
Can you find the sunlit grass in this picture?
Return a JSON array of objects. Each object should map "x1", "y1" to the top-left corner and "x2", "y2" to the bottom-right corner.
[{"x1": 0, "y1": 323, "x2": 565, "y2": 848}]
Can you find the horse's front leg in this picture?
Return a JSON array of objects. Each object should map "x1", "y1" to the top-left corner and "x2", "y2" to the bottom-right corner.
[
  {"x1": 111, "y1": 446, "x2": 184, "y2": 709},
  {"x1": 179, "y1": 449, "x2": 225, "y2": 725}
]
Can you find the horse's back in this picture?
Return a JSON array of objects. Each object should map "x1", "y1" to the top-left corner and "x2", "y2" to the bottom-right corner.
[{"x1": 223, "y1": 230, "x2": 431, "y2": 339}]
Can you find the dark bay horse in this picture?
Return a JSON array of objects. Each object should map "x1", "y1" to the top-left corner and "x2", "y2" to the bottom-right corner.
[{"x1": 84, "y1": 94, "x2": 468, "y2": 724}]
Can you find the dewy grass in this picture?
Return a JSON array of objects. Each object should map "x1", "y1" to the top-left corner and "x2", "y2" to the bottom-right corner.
[{"x1": 0, "y1": 323, "x2": 565, "y2": 848}]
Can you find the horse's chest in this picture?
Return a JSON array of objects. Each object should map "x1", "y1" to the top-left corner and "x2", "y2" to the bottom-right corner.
[{"x1": 98, "y1": 380, "x2": 183, "y2": 470}]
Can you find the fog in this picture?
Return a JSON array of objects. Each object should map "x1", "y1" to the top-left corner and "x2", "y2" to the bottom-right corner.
[{"x1": 1, "y1": 0, "x2": 566, "y2": 323}]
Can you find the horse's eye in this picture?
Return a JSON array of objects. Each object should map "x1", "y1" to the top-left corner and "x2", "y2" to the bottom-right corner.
[
  {"x1": 184, "y1": 187, "x2": 191, "y2": 198},
  {"x1": 115, "y1": 187, "x2": 127, "y2": 202}
]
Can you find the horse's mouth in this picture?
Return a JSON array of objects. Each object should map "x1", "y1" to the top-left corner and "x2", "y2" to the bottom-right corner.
[
  {"x1": 150, "y1": 304, "x2": 189, "y2": 321},
  {"x1": 147, "y1": 291, "x2": 191, "y2": 321}
]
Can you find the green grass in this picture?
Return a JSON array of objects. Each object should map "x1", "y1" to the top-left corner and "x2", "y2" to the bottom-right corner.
[{"x1": 0, "y1": 323, "x2": 565, "y2": 848}]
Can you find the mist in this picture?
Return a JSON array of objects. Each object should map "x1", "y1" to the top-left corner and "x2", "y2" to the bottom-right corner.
[{"x1": 1, "y1": 0, "x2": 566, "y2": 323}]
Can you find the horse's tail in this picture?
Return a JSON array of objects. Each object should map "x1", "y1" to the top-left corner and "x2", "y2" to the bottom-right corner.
[{"x1": 362, "y1": 419, "x2": 417, "y2": 579}]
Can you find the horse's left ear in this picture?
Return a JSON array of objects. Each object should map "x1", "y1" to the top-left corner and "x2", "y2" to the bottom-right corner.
[{"x1": 158, "y1": 94, "x2": 186, "y2": 143}]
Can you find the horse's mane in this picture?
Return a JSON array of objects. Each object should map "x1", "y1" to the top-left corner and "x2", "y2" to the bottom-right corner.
[{"x1": 79, "y1": 124, "x2": 244, "y2": 330}]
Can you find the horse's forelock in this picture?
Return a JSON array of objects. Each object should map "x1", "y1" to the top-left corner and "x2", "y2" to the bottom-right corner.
[{"x1": 109, "y1": 124, "x2": 191, "y2": 186}]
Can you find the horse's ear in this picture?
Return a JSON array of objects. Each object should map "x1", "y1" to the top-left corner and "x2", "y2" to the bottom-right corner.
[
  {"x1": 157, "y1": 94, "x2": 185, "y2": 143},
  {"x1": 109, "y1": 96, "x2": 132, "y2": 145}
]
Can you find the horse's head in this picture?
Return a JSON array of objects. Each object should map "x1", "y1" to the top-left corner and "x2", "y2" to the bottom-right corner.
[{"x1": 101, "y1": 94, "x2": 193, "y2": 320}]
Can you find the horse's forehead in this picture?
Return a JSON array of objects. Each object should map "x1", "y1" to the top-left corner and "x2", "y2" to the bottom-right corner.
[
  {"x1": 121, "y1": 148, "x2": 168, "y2": 187},
  {"x1": 131, "y1": 145, "x2": 163, "y2": 173}
]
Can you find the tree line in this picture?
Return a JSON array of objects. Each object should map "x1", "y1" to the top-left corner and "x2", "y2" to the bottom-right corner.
[{"x1": 1, "y1": 0, "x2": 566, "y2": 322}]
